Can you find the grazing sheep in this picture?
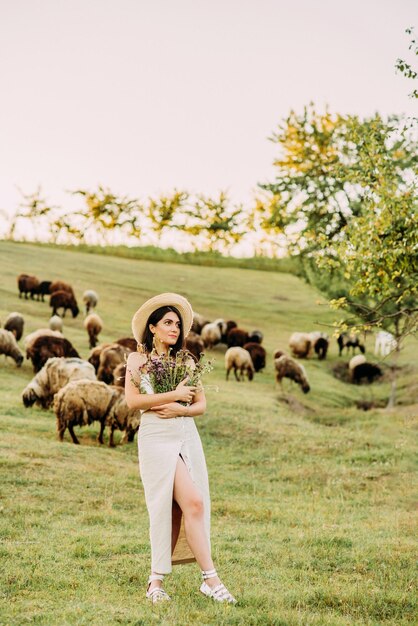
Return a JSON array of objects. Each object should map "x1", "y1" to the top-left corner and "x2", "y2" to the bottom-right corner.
[
  {"x1": 289, "y1": 332, "x2": 312, "y2": 359},
  {"x1": 227, "y1": 328, "x2": 250, "y2": 348},
  {"x1": 0, "y1": 329, "x2": 24, "y2": 367},
  {"x1": 225, "y1": 347, "x2": 254, "y2": 381},
  {"x1": 185, "y1": 331, "x2": 205, "y2": 361},
  {"x1": 212, "y1": 318, "x2": 227, "y2": 337},
  {"x1": 33, "y1": 280, "x2": 52, "y2": 301},
  {"x1": 54, "y1": 379, "x2": 120, "y2": 445},
  {"x1": 349, "y1": 354, "x2": 367, "y2": 371},
  {"x1": 337, "y1": 332, "x2": 365, "y2": 356},
  {"x1": 50, "y1": 290, "x2": 79, "y2": 318},
  {"x1": 97, "y1": 343, "x2": 131, "y2": 384},
  {"x1": 107, "y1": 386, "x2": 141, "y2": 447},
  {"x1": 309, "y1": 332, "x2": 329, "y2": 360},
  {"x1": 113, "y1": 363, "x2": 126, "y2": 387},
  {"x1": 4, "y1": 312, "x2": 24, "y2": 341},
  {"x1": 49, "y1": 315, "x2": 63, "y2": 332},
  {"x1": 17, "y1": 274, "x2": 39, "y2": 299},
  {"x1": 115, "y1": 337, "x2": 138, "y2": 352},
  {"x1": 243, "y1": 342, "x2": 266, "y2": 372},
  {"x1": 83, "y1": 289, "x2": 99, "y2": 315},
  {"x1": 201, "y1": 322, "x2": 223, "y2": 349},
  {"x1": 273, "y1": 349, "x2": 286, "y2": 359},
  {"x1": 374, "y1": 331, "x2": 397, "y2": 357},
  {"x1": 352, "y1": 362, "x2": 383, "y2": 384},
  {"x1": 24, "y1": 329, "x2": 64, "y2": 354},
  {"x1": 248, "y1": 330, "x2": 263, "y2": 344},
  {"x1": 84, "y1": 313, "x2": 103, "y2": 348},
  {"x1": 88, "y1": 343, "x2": 112, "y2": 372},
  {"x1": 27, "y1": 336, "x2": 80, "y2": 372},
  {"x1": 222, "y1": 321, "x2": 238, "y2": 343},
  {"x1": 274, "y1": 355, "x2": 310, "y2": 394},
  {"x1": 22, "y1": 357, "x2": 96, "y2": 409},
  {"x1": 50, "y1": 280, "x2": 75, "y2": 296},
  {"x1": 191, "y1": 312, "x2": 211, "y2": 335}
]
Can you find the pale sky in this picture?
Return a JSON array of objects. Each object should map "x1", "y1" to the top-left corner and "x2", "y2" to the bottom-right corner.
[{"x1": 1, "y1": 0, "x2": 417, "y2": 233}]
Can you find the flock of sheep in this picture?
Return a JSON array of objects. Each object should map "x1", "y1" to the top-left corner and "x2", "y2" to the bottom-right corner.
[{"x1": 0, "y1": 273, "x2": 398, "y2": 445}]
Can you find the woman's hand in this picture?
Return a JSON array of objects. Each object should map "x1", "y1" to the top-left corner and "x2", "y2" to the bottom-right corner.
[
  {"x1": 151, "y1": 402, "x2": 186, "y2": 419},
  {"x1": 175, "y1": 378, "x2": 197, "y2": 404}
]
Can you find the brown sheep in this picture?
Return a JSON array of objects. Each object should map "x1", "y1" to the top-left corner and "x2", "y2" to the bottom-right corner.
[
  {"x1": 54, "y1": 379, "x2": 120, "y2": 444},
  {"x1": 84, "y1": 313, "x2": 103, "y2": 348},
  {"x1": 274, "y1": 355, "x2": 310, "y2": 393},
  {"x1": 227, "y1": 328, "x2": 249, "y2": 348},
  {"x1": 185, "y1": 331, "x2": 205, "y2": 361},
  {"x1": 97, "y1": 343, "x2": 132, "y2": 384},
  {"x1": 0, "y1": 329, "x2": 24, "y2": 367},
  {"x1": 107, "y1": 386, "x2": 141, "y2": 447},
  {"x1": 50, "y1": 290, "x2": 79, "y2": 318},
  {"x1": 17, "y1": 274, "x2": 39, "y2": 299},
  {"x1": 24, "y1": 329, "x2": 64, "y2": 355},
  {"x1": 88, "y1": 343, "x2": 112, "y2": 373},
  {"x1": 248, "y1": 330, "x2": 263, "y2": 344},
  {"x1": 115, "y1": 337, "x2": 138, "y2": 352},
  {"x1": 113, "y1": 363, "x2": 126, "y2": 387},
  {"x1": 22, "y1": 357, "x2": 96, "y2": 409},
  {"x1": 4, "y1": 312, "x2": 24, "y2": 341},
  {"x1": 33, "y1": 281, "x2": 52, "y2": 301},
  {"x1": 50, "y1": 280, "x2": 75, "y2": 296},
  {"x1": 27, "y1": 336, "x2": 80, "y2": 372},
  {"x1": 191, "y1": 312, "x2": 210, "y2": 334},
  {"x1": 225, "y1": 347, "x2": 254, "y2": 381},
  {"x1": 243, "y1": 342, "x2": 266, "y2": 372}
]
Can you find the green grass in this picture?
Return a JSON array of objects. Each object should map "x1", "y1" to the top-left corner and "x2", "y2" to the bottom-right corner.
[{"x1": 0, "y1": 240, "x2": 417, "y2": 625}]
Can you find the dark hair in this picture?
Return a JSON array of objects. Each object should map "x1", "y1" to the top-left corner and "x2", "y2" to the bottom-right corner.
[{"x1": 142, "y1": 306, "x2": 184, "y2": 355}]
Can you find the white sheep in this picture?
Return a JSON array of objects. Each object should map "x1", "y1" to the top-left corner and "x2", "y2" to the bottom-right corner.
[
  {"x1": 374, "y1": 331, "x2": 397, "y2": 357},
  {"x1": 201, "y1": 322, "x2": 223, "y2": 349},
  {"x1": 225, "y1": 347, "x2": 254, "y2": 381},
  {"x1": 22, "y1": 357, "x2": 96, "y2": 409},
  {"x1": 49, "y1": 315, "x2": 63, "y2": 332},
  {"x1": 289, "y1": 332, "x2": 312, "y2": 358},
  {"x1": 349, "y1": 354, "x2": 367, "y2": 371},
  {"x1": 0, "y1": 329, "x2": 24, "y2": 367},
  {"x1": 83, "y1": 289, "x2": 99, "y2": 315}
]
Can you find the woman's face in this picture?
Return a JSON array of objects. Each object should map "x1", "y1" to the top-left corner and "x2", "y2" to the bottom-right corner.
[{"x1": 150, "y1": 311, "x2": 181, "y2": 347}]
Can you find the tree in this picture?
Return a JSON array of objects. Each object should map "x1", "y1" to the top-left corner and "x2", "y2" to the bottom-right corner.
[
  {"x1": 395, "y1": 27, "x2": 418, "y2": 99},
  {"x1": 7, "y1": 187, "x2": 61, "y2": 242},
  {"x1": 145, "y1": 190, "x2": 188, "y2": 243}
]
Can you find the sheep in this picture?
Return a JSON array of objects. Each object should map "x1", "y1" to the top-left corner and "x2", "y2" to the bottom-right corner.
[
  {"x1": 4, "y1": 312, "x2": 24, "y2": 341},
  {"x1": 24, "y1": 329, "x2": 64, "y2": 354},
  {"x1": 83, "y1": 289, "x2": 99, "y2": 315},
  {"x1": 22, "y1": 357, "x2": 96, "y2": 409},
  {"x1": 115, "y1": 337, "x2": 138, "y2": 352},
  {"x1": 113, "y1": 363, "x2": 126, "y2": 387},
  {"x1": 273, "y1": 349, "x2": 286, "y2": 359},
  {"x1": 212, "y1": 318, "x2": 228, "y2": 337},
  {"x1": 337, "y1": 332, "x2": 365, "y2": 356},
  {"x1": 185, "y1": 331, "x2": 205, "y2": 361},
  {"x1": 191, "y1": 312, "x2": 211, "y2": 335},
  {"x1": 49, "y1": 290, "x2": 79, "y2": 318},
  {"x1": 54, "y1": 379, "x2": 121, "y2": 445},
  {"x1": 33, "y1": 280, "x2": 52, "y2": 302},
  {"x1": 227, "y1": 328, "x2": 250, "y2": 348},
  {"x1": 88, "y1": 343, "x2": 112, "y2": 372},
  {"x1": 201, "y1": 322, "x2": 223, "y2": 349},
  {"x1": 84, "y1": 313, "x2": 103, "y2": 349},
  {"x1": 27, "y1": 336, "x2": 80, "y2": 372},
  {"x1": 0, "y1": 329, "x2": 24, "y2": 367},
  {"x1": 248, "y1": 330, "x2": 263, "y2": 344},
  {"x1": 107, "y1": 386, "x2": 141, "y2": 447},
  {"x1": 222, "y1": 320, "x2": 238, "y2": 343},
  {"x1": 97, "y1": 343, "x2": 131, "y2": 384},
  {"x1": 349, "y1": 354, "x2": 367, "y2": 371},
  {"x1": 225, "y1": 347, "x2": 254, "y2": 381},
  {"x1": 17, "y1": 274, "x2": 39, "y2": 299},
  {"x1": 49, "y1": 315, "x2": 63, "y2": 332},
  {"x1": 50, "y1": 280, "x2": 75, "y2": 296},
  {"x1": 309, "y1": 332, "x2": 329, "y2": 360},
  {"x1": 289, "y1": 332, "x2": 312, "y2": 358},
  {"x1": 243, "y1": 342, "x2": 266, "y2": 372},
  {"x1": 351, "y1": 362, "x2": 383, "y2": 384},
  {"x1": 274, "y1": 355, "x2": 310, "y2": 394},
  {"x1": 374, "y1": 331, "x2": 397, "y2": 357}
]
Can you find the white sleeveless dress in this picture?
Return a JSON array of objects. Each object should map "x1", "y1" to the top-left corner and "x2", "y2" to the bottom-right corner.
[{"x1": 138, "y1": 373, "x2": 211, "y2": 574}]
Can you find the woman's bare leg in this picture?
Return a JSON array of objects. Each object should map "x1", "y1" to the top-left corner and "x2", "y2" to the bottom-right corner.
[{"x1": 173, "y1": 457, "x2": 221, "y2": 588}]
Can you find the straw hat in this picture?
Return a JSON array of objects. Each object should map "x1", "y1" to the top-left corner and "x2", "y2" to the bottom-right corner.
[{"x1": 131, "y1": 292, "x2": 193, "y2": 343}]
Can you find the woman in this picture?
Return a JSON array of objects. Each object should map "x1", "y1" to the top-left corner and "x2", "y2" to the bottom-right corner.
[{"x1": 125, "y1": 292, "x2": 236, "y2": 605}]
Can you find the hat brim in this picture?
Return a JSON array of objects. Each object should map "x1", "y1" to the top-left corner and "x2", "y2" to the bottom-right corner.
[{"x1": 131, "y1": 292, "x2": 193, "y2": 344}]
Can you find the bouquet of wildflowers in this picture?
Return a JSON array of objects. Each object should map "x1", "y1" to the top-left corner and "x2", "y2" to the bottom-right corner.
[{"x1": 131, "y1": 349, "x2": 214, "y2": 404}]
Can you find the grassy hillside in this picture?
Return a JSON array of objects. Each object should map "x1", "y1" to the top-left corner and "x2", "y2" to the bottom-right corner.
[{"x1": 0, "y1": 241, "x2": 416, "y2": 625}]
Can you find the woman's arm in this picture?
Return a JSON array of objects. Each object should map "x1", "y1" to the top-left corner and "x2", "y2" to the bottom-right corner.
[
  {"x1": 151, "y1": 389, "x2": 206, "y2": 419},
  {"x1": 124, "y1": 352, "x2": 197, "y2": 411}
]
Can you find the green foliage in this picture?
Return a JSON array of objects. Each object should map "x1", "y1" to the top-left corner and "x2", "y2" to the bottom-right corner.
[
  {"x1": 145, "y1": 189, "x2": 188, "y2": 241},
  {"x1": 395, "y1": 27, "x2": 418, "y2": 99}
]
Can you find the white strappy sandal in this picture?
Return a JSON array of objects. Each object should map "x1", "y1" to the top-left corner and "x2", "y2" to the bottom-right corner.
[
  {"x1": 146, "y1": 574, "x2": 171, "y2": 604},
  {"x1": 200, "y1": 568, "x2": 237, "y2": 604}
]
